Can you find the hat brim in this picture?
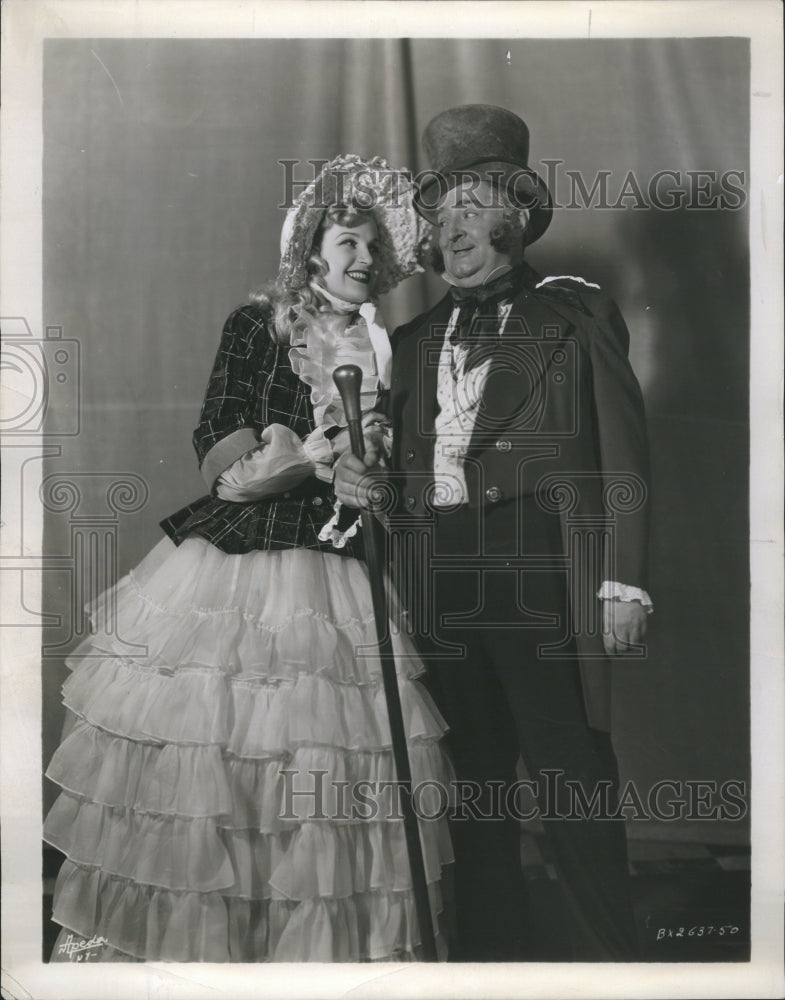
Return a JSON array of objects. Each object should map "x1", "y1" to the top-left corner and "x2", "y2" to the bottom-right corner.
[{"x1": 413, "y1": 159, "x2": 552, "y2": 245}]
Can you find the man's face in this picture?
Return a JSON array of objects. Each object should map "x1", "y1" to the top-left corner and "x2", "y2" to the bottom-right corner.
[{"x1": 436, "y1": 180, "x2": 512, "y2": 287}]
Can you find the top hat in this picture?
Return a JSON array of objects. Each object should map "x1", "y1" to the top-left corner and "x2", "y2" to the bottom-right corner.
[{"x1": 413, "y1": 104, "x2": 552, "y2": 245}]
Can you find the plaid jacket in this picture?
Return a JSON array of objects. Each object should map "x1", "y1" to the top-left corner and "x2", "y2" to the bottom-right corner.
[{"x1": 160, "y1": 303, "x2": 363, "y2": 559}]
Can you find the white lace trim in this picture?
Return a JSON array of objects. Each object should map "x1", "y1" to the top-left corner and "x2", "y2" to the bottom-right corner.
[
  {"x1": 535, "y1": 274, "x2": 601, "y2": 290},
  {"x1": 317, "y1": 500, "x2": 362, "y2": 550}
]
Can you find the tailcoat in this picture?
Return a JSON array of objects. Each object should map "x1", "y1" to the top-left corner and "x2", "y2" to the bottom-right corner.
[{"x1": 387, "y1": 276, "x2": 650, "y2": 732}]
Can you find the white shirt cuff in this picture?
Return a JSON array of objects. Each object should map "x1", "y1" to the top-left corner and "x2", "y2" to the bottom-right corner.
[
  {"x1": 597, "y1": 581, "x2": 654, "y2": 614},
  {"x1": 302, "y1": 425, "x2": 335, "y2": 483}
]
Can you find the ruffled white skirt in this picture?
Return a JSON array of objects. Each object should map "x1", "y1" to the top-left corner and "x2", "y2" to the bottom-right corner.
[{"x1": 44, "y1": 536, "x2": 454, "y2": 962}]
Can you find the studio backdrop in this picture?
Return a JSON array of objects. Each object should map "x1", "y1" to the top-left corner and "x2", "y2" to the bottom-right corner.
[{"x1": 41, "y1": 37, "x2": 750, "y2": 844}]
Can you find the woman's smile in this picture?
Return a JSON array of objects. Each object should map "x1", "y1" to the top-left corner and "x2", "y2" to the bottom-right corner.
[{"x1": 346, "y1": 267, "x2": 371, "y2": 284}]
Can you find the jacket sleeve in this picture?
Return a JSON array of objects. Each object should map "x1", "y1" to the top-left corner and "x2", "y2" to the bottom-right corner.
[
  {"x1": 584, "y1": 294, "x2": 651, "y2": 592},
  {"x1": 192, "y1": 306, "x2": 272, "y2": 490}
]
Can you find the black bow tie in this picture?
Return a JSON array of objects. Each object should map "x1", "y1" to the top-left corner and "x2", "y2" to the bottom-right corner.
[{"x1": 448, "y1": 266, "x2": 533, "y2": 370}]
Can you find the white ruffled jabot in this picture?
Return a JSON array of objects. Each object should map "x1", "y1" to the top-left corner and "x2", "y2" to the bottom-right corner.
[{"x1": 288, "y1": 296, "x2": 391, "y2": 431}]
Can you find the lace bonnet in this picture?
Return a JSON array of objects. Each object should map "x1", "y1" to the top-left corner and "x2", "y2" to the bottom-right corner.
[{"x1": 278, "y1": 154, "x2": 424, "y2": 295}]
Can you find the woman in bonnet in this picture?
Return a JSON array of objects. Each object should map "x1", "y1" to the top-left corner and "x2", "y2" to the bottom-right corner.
[{"x1": 44, "y1": 155, "x2": 453, "y2": 962}]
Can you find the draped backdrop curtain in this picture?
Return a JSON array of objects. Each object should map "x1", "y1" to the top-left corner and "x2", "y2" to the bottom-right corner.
[{"x1": 42, "y1": 38, "x2": 750, "y2": 842}]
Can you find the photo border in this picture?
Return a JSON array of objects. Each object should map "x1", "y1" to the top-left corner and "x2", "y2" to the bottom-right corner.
[{"x1": 1, "y1": 2, "x2": 782, "y2": 998}]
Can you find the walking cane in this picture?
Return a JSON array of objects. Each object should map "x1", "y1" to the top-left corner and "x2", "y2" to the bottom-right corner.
[{"x1": 333, "y1": 364, "x2": 438, "y2": 962}]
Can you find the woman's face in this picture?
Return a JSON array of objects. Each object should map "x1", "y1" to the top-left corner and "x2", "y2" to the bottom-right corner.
[{"x1": 318, "y1": 218, "x2": 380, "y2": 304}]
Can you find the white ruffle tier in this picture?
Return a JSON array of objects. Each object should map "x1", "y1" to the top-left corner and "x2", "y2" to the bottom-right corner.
[{"x1": 45, "y1": 537, "x2": 454, "y2": 962}]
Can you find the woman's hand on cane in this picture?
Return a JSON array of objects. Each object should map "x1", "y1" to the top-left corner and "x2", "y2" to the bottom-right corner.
[{"x1": 329, "y1": 411, "x2": 388, "y2": 460}]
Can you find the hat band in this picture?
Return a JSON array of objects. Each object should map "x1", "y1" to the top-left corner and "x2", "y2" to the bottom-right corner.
[{"x1": 416, "y1": 162, "x2": 545, "y2": 213}]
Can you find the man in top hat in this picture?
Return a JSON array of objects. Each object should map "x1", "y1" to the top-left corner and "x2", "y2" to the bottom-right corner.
[{"x1": 335, "y1": 104, "x2": 651, "y2": 961}]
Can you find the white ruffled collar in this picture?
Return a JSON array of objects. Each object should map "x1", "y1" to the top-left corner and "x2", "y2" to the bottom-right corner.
[{"x1": 288, "y1": 309, "x2": 386, "y2": 430}]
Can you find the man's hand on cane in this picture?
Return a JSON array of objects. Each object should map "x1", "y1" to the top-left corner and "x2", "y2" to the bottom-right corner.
[{"x1": 334, "y1": 449, "x2": 385, "y2": 509}]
